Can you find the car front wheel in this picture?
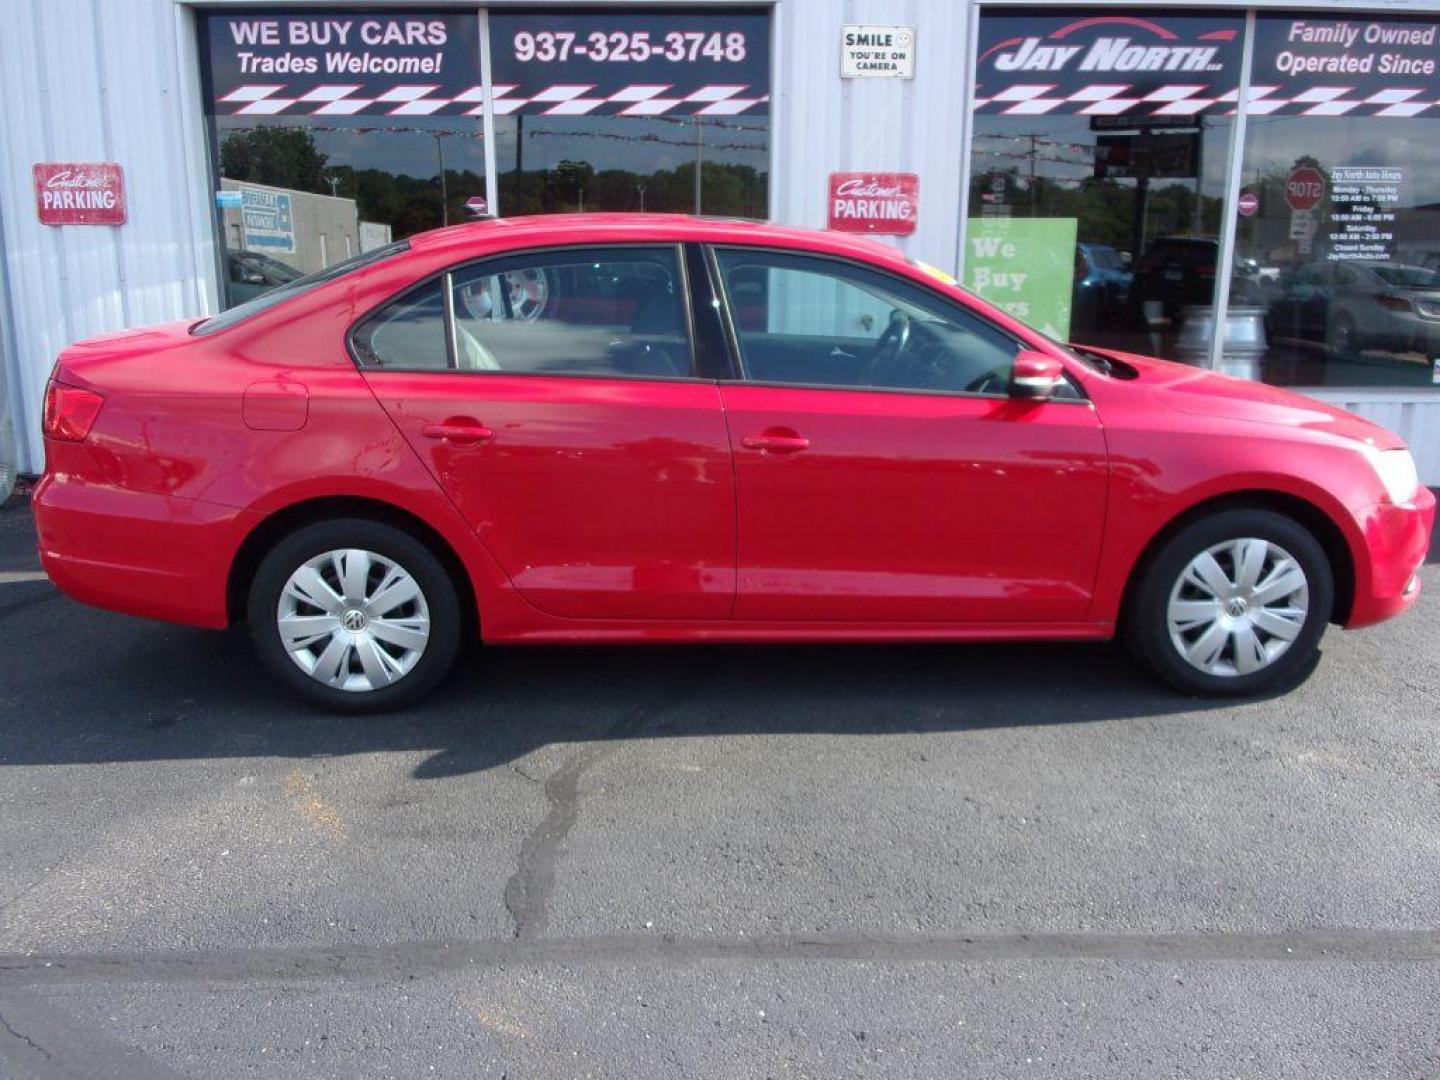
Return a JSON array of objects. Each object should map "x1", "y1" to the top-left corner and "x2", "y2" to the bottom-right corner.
[
  {"x1": 1127, "y1": 509, "x2": 1334, "y2": 696},
  {"x1": 247, "y1": 519, "x2": 463, "y2": 712}
]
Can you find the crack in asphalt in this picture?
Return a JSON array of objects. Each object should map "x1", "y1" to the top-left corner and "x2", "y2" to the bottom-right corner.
[
  {"x1": 0, "y1": 930, "x2": 1437, "y2": 989},
  {"x1": 502, "y1": 669, "x2": 709, "y2": 940},
  {"x1": 0, "y1": 1007, "x2": 50, "y2": 1062}
]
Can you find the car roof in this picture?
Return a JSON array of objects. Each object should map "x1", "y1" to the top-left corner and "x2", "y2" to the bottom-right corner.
[{"x1": 405, "y1": 212, "x2": 912, "y2": 267}]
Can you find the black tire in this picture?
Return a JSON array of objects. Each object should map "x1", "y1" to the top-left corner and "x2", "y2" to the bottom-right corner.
[
  {"x1": 1125, "y1": 509, "x2": 1333, "y2": 697},
  {"x1": 247, "y1": 518, "x2": 463, "y2": 712}
]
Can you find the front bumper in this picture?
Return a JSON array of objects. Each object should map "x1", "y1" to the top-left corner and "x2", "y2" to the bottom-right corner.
[
  {"x1": 32, "y1": 473, "x2": 252, "y2": 629},
  {"x1": 1345, "y1": 486, "x2": 1435, "y2": 629}
]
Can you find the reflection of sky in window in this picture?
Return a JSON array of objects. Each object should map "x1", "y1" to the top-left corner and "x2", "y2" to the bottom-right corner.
[
  {"x1": 1242, "y1": 116, "x2": 1440, "y2": 208},
  {"x1": 217, "y1": 115, "x2": 488, "y2": 181},
  {"x1": 493, "y1": 115, "x2": 769, "y2": 175},
  {"x1": 972, "y1": 115, "x2": 1233, "y2": 195},
  {"x1": 215, "y1": 112, "x2": 768, "y2": 181}
]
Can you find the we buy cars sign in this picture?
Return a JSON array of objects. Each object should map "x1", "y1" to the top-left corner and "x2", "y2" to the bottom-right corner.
[
  {"x1": 828, "y1": 173, "x2": 919, "y2": 236},
  {"x1": 33, "y1": 163, "x2": 126, "y2": 226}
]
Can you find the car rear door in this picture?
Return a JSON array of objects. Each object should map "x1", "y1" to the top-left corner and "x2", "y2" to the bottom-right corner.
[
  {"x1": 705, "y1": 245, "x2": 1109, "y2": 624},
  {"x1": 353, "y1": 244, "x2": 736, "y2": 621}
]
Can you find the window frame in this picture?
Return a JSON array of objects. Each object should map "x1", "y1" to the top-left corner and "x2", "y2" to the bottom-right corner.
[
  {"x1": 704, "y1": 243, "x2": 1088, "y2": 403},
  {"x1": 346, "y1": 242, "x2": 703, "y2": 383}
]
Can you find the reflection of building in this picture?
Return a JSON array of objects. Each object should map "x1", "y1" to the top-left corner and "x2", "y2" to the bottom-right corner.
[
  {"x1": 1, "y1": 1, "x2": 1439, "y2": 483},
  {"x1": 219, "y1": 179, "x2": 361, "y2": 275}
]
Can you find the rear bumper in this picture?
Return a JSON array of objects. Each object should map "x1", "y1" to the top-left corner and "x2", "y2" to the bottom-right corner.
[
  {"x1": 32, "y1": 473, "x2": 251, "y2": 629},
  {"x1": 1345, "y1": 486, "x2": 1435, "y2": 629}
]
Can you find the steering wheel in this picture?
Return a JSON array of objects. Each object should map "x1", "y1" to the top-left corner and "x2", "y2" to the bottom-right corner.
[
  {"x1": 863, "y1": 309, "x2": 912, "y2": 386},
  {"x1": 964, "y1": 367, "x2": 1010, "y2": 395}
]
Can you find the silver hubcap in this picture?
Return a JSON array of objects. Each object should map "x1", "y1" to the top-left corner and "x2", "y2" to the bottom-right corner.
[
  {"x1": 277, "y1": 549, "x2": 430, "y2": 693},
  {"x1": 1167, "y1": 537, "x2": 1309, "y2": 678}
]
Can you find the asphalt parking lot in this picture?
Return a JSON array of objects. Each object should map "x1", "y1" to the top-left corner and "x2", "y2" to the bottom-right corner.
[{"x1": 1, "y1": 494, "x2": 1437, "y2": 1079}]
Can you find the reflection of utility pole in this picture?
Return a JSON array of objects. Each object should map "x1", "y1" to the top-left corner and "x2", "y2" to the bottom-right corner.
[
  {"x1": 694, "y1": 117, "x2": 704, "y2": 214},
  {"x1": 1027, "y1": 132, "x2": 1039, "y2": 214},
  {"x1": 433, "y1": 133, "x2": 449, "y2": 226},
  {"x1": 637, "y1": 182, "x2": 646, "y2": 212},
  {"x1": 1192, "y1": 117, "x2": 1205, "y2": 234}
]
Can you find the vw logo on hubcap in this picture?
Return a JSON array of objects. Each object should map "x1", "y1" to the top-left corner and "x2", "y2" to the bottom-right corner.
[
  {"x1": 341, "y1": 608, "x2": 369, "y2": 632},
  {"x1": 1225, "y1": 597, "x2": 1249, "y2": 618}
]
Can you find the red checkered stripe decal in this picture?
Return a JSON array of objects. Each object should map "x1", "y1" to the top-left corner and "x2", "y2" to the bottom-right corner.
[
  {"x1": 975, "y1": 84, "x2": 1440, "y2": 117},
  {"x1": 218, "y1": 83, "x2": 769, "y2": 116}
]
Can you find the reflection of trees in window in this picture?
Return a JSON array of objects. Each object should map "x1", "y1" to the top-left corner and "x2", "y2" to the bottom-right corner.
[
  {"x1": 219, "y1": 126, "x2": 485, "y2": 238},
  {"x1": 220, "y1": 128, "x2": 329, "y2": 193},
  {"x1": 968, "y1": 169, "x2": 1222, "y2": 252},
  {"x1": 501, "y1": 160, "x2": 766, "y2": 218}
]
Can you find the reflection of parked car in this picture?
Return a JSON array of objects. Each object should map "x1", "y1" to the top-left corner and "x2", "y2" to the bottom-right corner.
[
  {"x1": 227, "y1": 251, "x2": 303, "y2": 304},
  {"x1": 1264, "y1": 262, "x2": 1440, "y2": 355},
  {"x1": 1128, "y1": 237, "x2": 1265, "y2": 327},
  {"x1": 1072, "y1": 243, "x2": 1131, "y2": 334}
]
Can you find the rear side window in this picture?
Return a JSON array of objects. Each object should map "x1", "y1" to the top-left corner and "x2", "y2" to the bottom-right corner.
[
  {"x1": 193, "y1": 240, "x2": 409, "y2": 336},
  {"x1": 352, "y1": 246, "x2": 694, "y2": 379},
  {"x1": 351, "y1": 280, "x2": 449, "y2": 370}
]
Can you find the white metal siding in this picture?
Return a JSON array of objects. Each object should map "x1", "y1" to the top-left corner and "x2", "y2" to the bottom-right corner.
[
  {"x1": 1303, "y1": 391, "x2": 1440, "y2": 487},
  {"x1": 770, "y1": 0, "x2": 969, "y2": 273},
  {"x1": 0, "y1": 0, "x2": 218, "y2": 473}
]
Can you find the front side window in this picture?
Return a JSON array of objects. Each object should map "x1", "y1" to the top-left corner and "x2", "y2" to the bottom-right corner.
[
  {"x1": 714, "y1": 249, "x2": 1022, "y2": 395},
  {"x1": 353, "y1": 246, "x2": 693, "y2": 378}
]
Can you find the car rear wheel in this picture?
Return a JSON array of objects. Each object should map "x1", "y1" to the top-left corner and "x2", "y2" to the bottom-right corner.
[
  {"x1": 247, "y1": 519, "x2": 462, "y2": 712},
  {"x1": 1126, "y1": 509, "x2": 1333, "y2": 696}
]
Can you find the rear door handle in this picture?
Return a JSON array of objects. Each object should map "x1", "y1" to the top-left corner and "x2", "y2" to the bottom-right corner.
[
  {"x1": 742, "y1": 432, "x2": 809, "y2": 454},
  {"x1": 422, "y1": 420, "x2": 494, "y2": 445}
]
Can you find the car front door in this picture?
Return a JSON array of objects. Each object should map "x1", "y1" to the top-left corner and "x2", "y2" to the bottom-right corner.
[
  {"x1": 707, "y1": 246, "x2": 1109, "y2": 624},
  {"x1": 353, "y1": 244, "x2": 735, "y2": 621}
]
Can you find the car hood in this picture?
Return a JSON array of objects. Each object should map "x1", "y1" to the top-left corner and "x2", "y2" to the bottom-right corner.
[{"x1": 1079, "y1": 346, "x2": 1407, "y2": 451}]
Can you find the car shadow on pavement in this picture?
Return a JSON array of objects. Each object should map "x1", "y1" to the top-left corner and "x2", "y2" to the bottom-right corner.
[{"x1": 0, "y1": 578, "x2": 1304, "y2": 776}]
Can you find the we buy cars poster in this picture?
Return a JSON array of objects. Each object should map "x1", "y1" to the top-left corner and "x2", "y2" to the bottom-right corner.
[
  {"x1": 203, "y1": 11, "x2": 481, "y2": 116},
  {"x1": 965, "y1": 218, "x2": 1078, "y2": 340}
]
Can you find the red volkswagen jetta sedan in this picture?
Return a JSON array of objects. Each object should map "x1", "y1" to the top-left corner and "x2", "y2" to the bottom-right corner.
[{"x1": 33, "y1": 215, "x2": 1433, "y2": 710}]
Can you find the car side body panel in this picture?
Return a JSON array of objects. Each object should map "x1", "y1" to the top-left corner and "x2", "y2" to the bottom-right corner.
[{"x1": 31, "y1": 214, "x2": 1432, "y2": 649}]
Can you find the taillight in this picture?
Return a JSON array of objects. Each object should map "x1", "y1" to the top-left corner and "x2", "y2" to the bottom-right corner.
[
  {"x1": 1197, "y1": 264, "x2": 1216, "y2": 277},
  {"x1": 42, "y1": 380, "x2": 104, "y2": 442},
  {"x1": 1375, "y1": 293, "x2": 1413, "y2": 313}
]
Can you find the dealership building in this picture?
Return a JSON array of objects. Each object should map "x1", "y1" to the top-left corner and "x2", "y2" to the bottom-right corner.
[{"x1": 3, "y1": 0, "x2": 1440, "y2": 486}]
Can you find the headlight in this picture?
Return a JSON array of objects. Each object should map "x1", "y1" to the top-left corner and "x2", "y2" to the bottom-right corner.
[{"x1": 1367, "y1": 448, "x2": 1419, "y2": 504}]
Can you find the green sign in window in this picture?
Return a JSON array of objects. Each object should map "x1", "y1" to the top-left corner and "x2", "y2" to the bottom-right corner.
[{"x1": 965, "y1": 217, "x2": 1077, "y2": 340}]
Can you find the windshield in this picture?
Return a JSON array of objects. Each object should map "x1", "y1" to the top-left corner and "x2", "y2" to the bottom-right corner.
[
  {"x1": 193, "y1": 240, "x2": 410, "y2": 336},
  {"x1": 1089, "y1": 247, "x2": 1123, "y2": 270}
]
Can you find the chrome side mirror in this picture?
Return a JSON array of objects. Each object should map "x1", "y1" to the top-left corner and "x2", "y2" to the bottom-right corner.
[{"x1": 1011, "y1": 350, "x2": 1066, "y2": 401}]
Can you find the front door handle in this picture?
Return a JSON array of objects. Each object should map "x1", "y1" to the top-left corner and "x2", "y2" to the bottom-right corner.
[
  {"x1": 742, "y1": 431, "x2": 809, "y2": 454},
  {"x1": 422, "y1": 420, "x2": 494, "y2": 445}
]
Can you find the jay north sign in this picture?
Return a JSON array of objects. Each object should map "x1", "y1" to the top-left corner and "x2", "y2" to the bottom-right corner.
[{"x1": 975, "y1": 13, "x2": 1243, "y2": 117}]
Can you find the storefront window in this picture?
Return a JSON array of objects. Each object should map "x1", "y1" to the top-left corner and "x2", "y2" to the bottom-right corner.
[
  {"x1": 1238, "y1": 14, "x2": 1440, "y2": 389},
  {"x1": 201, "y1": 10, "x2": 486, "y2": 308},
  {"x1": 966, "y1": 10, "x2": 1242, "y2": 361},
  {"x1": 488, "y1": 10, "x2": 770, "y2": 217}
]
